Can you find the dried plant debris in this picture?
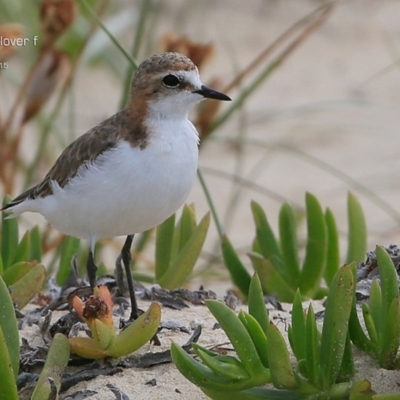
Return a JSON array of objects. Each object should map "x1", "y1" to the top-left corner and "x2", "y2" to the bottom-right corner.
[
  {"x1": 106, "y1": 383, "x2": 131, "y2": 400},
  {"x1": 356, "y1": 244, "x2": 400, "y2": 300},
  {"x1": 60, "y1": 364, "x2": 123, "y2": 392},
  {"x1": 61, "y1": 390, "x2": 98, "y2": 400},
  {"x1": 265, "y1": 294, "x2": 284, "y2": 311}
]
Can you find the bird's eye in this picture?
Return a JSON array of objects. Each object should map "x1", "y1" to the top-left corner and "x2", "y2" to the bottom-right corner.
[{"x1": 162, "y1": 74, "x2": 180, "y2": 88}]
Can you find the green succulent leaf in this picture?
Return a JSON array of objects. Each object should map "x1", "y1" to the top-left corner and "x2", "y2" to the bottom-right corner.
[
  {"x1": 30, "y1": 333, "x2": 70, "y2": 400},
  {"x1": 10, "y1": 263, "x2": 46, "y2": 309},
  {"x1": 202, "y1": 386, "x2": 305, "y2": 400},
  {"x1": 248, "y1": 273, "x2": 269, "y2": 333},
  {"x1": 349, "y1": 379, "x2": 376, "y2": 400},
  {"x1": 319, "y1": 264, "x2": 354, "y2": 389},
  {"x1": 349, "y1": 303, "x2": 376, "y2": 354},
  {"x1": 337, "y1": 334, "x2": 355, "y2": 383},
  {"x1": 248, "y1": 252, "x2": 295, "y2": 302},
  {"x1": 68, "y1": 337, "x2": 108, "y2": 359},
  {"x1": 177, "y1": 204, "x2": 197, "y2": 250},
  {"x1": 372, "y1": 394, "x2": 400, "y2": 400},
  {"x1": 239, "y1": 312, "x2": 269, "y2": 368},
  {"x1": 1, "y1": 202, "x2": 19, "y2": 269},
  {"x1": 376, "y1": 246, "x2": 399, "y2": 325},
  {"x1": 289, "y1": 290, "x2": 306, "y2": 361},
  {"x1": 379, "y1": 297, "x2": 400, "y2": 369},
  {"x1": 299, "y1": 193, "x2": 327, "y2": 297},
  {"x1": 206, "y1": 300, "x2": 267, "y2": 377},
  {"x1": 251, "y1": 200, "x2": 281, "y2": 261},
  {"x1": 29, "y1": 226, "x2": 42, "y2": 261},
  {"x1": 171, "y1": 343, "x2": 258, "y2": 392},
  {"x1": 11, "y1": 230, "x2": 30, "y2": 265},
  {"x1": 194, "y1": 344, "x2": 250, "y2": 380},
  {"x1": 0, "y1": 325, "x2": 18, "y2": 400},
  {"x1": 267, "y1": 321, "x2": 298, "y2": 389},
  {"x1": 155, "y1": 213, "x2": 175, "y2": 280},
  {"x1": 107, "y1": 302, "x2": 161, "y2": 358},
  {"x1": 361, "y1": 303, "x2": 379, "y2": 347},
  {"x1": 324, "y1": 208, "x2": 340, "y2": 286},
  {"x1": 304, "y1": 304, "x2": 319, "y2": 385},
  {"x1": 368, "y1": 279, "x2": 382, "y2": 340},
  {"x1": 2, "y1": 261, "x2": 35, "y2": 286},
  {"x1": 375, "y1": 246, "x2": 400, "y2": 368},
  {"x1": 346, "y1": 193, "x2": 367, "y2": 264},
  {"x1": 279, "y1": 203, "x2": 300, "y2": 287},
  {"x1": 56, "y1": 236, "x2": 80, "y2": 285},
  {"x1": 221, "y1": 234, "x2": 251, "y2": 297},
  {"x1": 0, "y1": 275, "x2": 19, "y2": 382},
  {"x1": 157, "y1": 212, "x2": 210, "y2": 289}
]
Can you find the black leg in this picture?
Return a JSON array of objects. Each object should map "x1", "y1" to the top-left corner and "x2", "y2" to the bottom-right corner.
[
  {"x1": 87, "y1": 249, "x2": 98, "y2": 290},
  {"x1": 121, "y1": 234, "x2": 138, "y2": 321}
]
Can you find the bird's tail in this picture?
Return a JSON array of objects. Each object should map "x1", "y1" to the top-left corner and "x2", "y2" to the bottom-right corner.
[{"x1": 1, "y1": 187, "x2": 36, "y2": 217}]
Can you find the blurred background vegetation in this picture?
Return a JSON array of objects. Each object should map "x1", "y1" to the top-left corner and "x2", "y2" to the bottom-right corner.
[{"x1": 1, "y1": 0, "x2": 400, "y2": 294}]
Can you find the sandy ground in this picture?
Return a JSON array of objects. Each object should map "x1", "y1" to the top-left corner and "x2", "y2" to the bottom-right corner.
[
  {"x1": 3, "y1": 0, "x2": 400, "y2": 397},
  {"x1": 21, "y1": 299, "x2": 400, "y2": 399}
]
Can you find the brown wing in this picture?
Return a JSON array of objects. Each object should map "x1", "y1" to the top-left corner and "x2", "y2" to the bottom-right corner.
[{"x1": 2, "y1": 108, "x2": 147, "y2": 210}]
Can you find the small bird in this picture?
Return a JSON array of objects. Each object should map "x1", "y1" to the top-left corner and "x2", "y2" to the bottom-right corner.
[{"x1": 2, "y1": 52, "x2": 231, "y2": 320}]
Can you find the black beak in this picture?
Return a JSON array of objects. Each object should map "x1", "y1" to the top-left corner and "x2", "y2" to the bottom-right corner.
[{"x1": 193, "y1": 85, "x2": 231, "y2": 101}]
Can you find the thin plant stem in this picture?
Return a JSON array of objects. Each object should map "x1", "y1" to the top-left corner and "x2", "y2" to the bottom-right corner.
[
  {"x1": 197, "y1": 168, "x2": 224, "y2": 238},
  {"x1": 211, "y1": 3, "x2": 333, "y2": 135},
  {"x1": 119, "y1": 0, "x2": 152, "y2": 109},
  {"x1": 25, "y1": 0, "x2": 110, "y2": 187},
  {"x1": 78, "y1": 0, "x2": 137, "y2": 69}
]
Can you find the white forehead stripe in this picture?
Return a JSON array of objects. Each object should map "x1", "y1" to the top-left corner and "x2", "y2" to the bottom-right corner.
[{"x1": 178, "y1": 70, "x2": 203, "y2": 89}]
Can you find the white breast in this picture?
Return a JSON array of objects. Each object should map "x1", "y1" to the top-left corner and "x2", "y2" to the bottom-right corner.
[{"x1": 26, "y1": 119, "x2": 199, "y2": 240}]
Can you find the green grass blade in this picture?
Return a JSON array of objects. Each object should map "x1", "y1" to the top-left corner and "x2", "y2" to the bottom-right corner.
[
  {"x1": 155, "y1": 213, "x2": 175, "y2": 281},
  {"x1": 221, "y1": 234, "x2": 251, "y2": 297},
  {"x1": 324, "y1": 208, "x2": 340, "y2": 286},
  {"x1": 319, "y1": 264, "x2": 354, "y2": 389},
  {"x1": 346, "y1": 193, "x2": 367, "y2": 263},
  {"x1": 0, "y1": 276, "x2": 19, "y2": 380},
  {"x1": 299, "y1": 193, "x2": 327, "y2": 297},
  {"x1": 279, "y1": 203, "x2": 300, "y2": 287}
]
